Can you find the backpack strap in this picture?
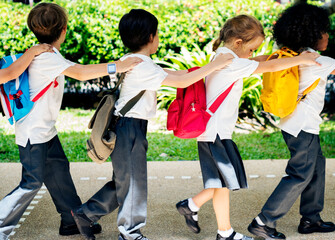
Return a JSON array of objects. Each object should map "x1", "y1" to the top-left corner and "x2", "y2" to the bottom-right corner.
[
  {"x1": 98, "y1": 72, "x2": 146, "y2": 117},
  {"x1": 119, "y1": 90, "x2": 146, "y2": 116},
  {"x1": 31, "y1": 79, "x2": 56, "y2": 102},
  {"x1": 0, "y1": 101, "x2": 4, "y2": 117},
  {"x1": 31, "y1": 50, "x2": 60, "y2": 102},
  {"x1": 0, "y1": 85, "x2": 13, "y2": 117},
  {"x1": 266, "y1": 47, "x2": 298, "y2": 61},
  {"x1": 297, "y1": 78, "x2": 321, "y2": 102},
  {"x1": 205, "y1": 81, "x2": 237, "y2": 117}
]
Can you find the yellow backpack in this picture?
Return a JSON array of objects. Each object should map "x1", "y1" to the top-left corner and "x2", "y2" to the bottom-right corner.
[{"x1": 260, "y1": 47, "x2": 320, "y2": 118}]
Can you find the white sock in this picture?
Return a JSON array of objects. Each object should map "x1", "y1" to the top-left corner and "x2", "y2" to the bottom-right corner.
[
  {"x1": 187, "y1": 198, "x2": 199, "y2": 221},
  {"x1": 218, "y1": 228, "x2": 234, "y2": 238},
  {"x1": 187, "y1": 198, "x2": 199, "y2": 212},
  {"x1": 255, "y1": 216, "x2": 265, "y2": 226},
  {"x1": 218, "y1": 229, "x2": 245, "y2": 240},
  {"x1": 233, "y1": 232, "x2": 244, "y2": 239}
]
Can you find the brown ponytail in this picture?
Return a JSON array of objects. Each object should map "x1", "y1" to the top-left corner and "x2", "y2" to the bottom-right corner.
[
  {"x1": 213, "y1": 28, "x2": 225, "y2": 51},
  {"x1": 213, "y1": 15, "x2": 265, "y2": 51}
]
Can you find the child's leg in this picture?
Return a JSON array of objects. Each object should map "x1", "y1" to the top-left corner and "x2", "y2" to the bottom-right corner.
[
  {"x1": 192, "y1": 188, "x2": 214, "y2": 208},
  {"x1": 213, "y1": 188, "x2": 230, "y2": 231},
  {"x1": 258, "y1": 130, "x2": 319, "y2": 228},
  {"x1": 73, "y1": 118, "x2": 147, "y2": 240},
  {"x1": 214, "y1": 188, "x2": 254, "y2": 240},
  {"x1": 43, "y1": 135, "x2": 82, "y2": 226},
  {"x1": 113, "y1": 118, "x2": 148, "y2": 239},
  {"x1": 81, "y1": 178, "x2": 119, "y2": 221},
  {"x1": 299, "y1": 136, "x2": 325, "y2": 222},
  {"x1": 0, "y1": 141, "x2": 45, "y2": 237}
]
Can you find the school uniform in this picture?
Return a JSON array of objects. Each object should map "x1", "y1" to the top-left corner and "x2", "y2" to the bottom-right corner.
[
  {"x1": 0, "y1": 48, "x2": 82, "y2": 239},
  {"x1": 258, "y1": 49, "x2": 335, "y2": 228},
  {"x1": 80, "y1": 54, "x2": 168, "y2": 240},
  {"x1": 197, "y1": 47, "x2": 259, "y2": 190}
]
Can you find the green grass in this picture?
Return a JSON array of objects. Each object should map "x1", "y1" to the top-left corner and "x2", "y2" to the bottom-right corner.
[{"x1": 0, "y1": 109, "x2": 334, "y2": 162}]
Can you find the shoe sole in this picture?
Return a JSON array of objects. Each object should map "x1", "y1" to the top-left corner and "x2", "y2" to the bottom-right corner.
[
  {"x1": 176, "y1": 204, "x2": 200, "y2": 234},
  {"x1": 298, "y1": 227, "x2": 335, "y2": 234},
  {"x1": 59, "y1": 230, "x2": 80, "y2": 236},
  {"x1": 248, "y1": 225, "x2": 281, "y2": 240},
  {"x1": 71, "y1": 210, "x2": 96, "y2": 240}
]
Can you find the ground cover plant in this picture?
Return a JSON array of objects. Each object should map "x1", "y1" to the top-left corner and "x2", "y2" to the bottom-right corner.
[{"x1": 0, "y1": 109, "x2": 334, "y2": 162}]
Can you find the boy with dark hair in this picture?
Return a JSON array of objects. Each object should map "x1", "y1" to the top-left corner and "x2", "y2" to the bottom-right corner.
[
  {"x1": 0, "y1": 3, "x2": 141, "y2": 240},
  {"x1": 72, "y1": 8, "x2": 233, "y2": 240},
  {"x1": 248, "y1": 3, "x2": 335, "y2": 240}
]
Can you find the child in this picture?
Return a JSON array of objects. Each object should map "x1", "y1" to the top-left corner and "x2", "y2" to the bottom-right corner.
[
  {"x1": 0, "y1": 3, "x2": 142, "y2": 240},
  {"x1": 0, "y1": 44, "x2": 52, "y2": 84},
  {"x1": 248, "y1": 3, "x2": 335, "y2": 240},
  {"x1": 71, "y1": 8, "x2": 234, "y2": 240},
  {"x1": 175, "y1": 14, "x2": 321, "y2": 240}
]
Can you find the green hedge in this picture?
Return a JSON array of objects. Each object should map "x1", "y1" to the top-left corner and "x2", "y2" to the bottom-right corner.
[
  {"x1": 1, "y1": 0, "x2": 334, "y2": 63},
  {"x1": 0, "y1": 0, "x2": 287, "y2": 64}
]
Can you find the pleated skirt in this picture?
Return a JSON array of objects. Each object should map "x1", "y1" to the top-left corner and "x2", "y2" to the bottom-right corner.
[{"x1": 198, "y1": 135, "x2": 248, "y2": 190}]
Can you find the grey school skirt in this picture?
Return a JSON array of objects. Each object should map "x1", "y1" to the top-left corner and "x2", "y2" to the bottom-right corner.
[{"x1": 198, "y1": 135, "x2": 248, "y2": 190}]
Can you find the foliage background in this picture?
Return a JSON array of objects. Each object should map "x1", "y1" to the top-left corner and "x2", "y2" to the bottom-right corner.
[
  {"x1": 0, "y1": 0, "x2": 288, "y2": 62},
  {"x1": 0, "y1": 0, "x2": 334, "y2": 161},
  {"x1": 0, "y1": 0, "x2": 334, "y2": 119}
]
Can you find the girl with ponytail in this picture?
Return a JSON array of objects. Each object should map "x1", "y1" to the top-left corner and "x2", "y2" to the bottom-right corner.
[{"x1": 175, "y1": 14, "x2": 320, "y2": 240}]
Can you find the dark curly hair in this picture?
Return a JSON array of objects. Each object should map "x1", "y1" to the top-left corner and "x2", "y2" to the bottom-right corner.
[{"x1": 273, "y1": 3, "x2": 330, "y2": 52}]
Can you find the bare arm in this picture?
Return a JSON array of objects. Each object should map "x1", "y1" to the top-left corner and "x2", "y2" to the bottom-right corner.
[
  {"x1": 163, "y1": 69, "x2": 188, "y2": 75},
  {"x1": 331, "y1": 69, "x2": 335, "y2": 75},
  {"x1": 253, "y1": 51, "x2": 320, "y2": 74},
  {"x1": 0, "y1": 44, "x2": 53, "y2": 84},
  {"x1": 162, "y1": 53, "x2": 233, "y2": 88},
  {"x1": 62, "y1": 57, "x2": 143, "y2": 81},
  {"x1": 250, "y1": 55, "x2": 269, "y2": 62}
]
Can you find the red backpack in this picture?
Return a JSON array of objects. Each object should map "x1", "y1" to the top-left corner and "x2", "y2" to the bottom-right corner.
[{"x1": 167, "y1": 67, "x2": 235, "y2": 139}]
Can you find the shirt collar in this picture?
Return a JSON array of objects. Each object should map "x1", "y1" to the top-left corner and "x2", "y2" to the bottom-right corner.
[{"x1": 216, "y1": 47, "x2": 239, "y2": 58}]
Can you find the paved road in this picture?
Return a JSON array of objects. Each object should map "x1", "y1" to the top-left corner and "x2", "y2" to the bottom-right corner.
[{"x1": 0, "y1": 160, "x2": 334, "y2": 240}]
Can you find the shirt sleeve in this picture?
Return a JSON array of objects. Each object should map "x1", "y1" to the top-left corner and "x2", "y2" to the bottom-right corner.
[
  {"x1": 312, "y1": 56, "x2": 335, "y2": 79},
  {"x1": 37, "y1": 52, "x2": 75, "y2": 82},
  {"x1": 229, "y1": 58, "x2": 259, "y2": 79},
  {"x1": 130, "y1": 61, "x2": 168, "y2": 91}
]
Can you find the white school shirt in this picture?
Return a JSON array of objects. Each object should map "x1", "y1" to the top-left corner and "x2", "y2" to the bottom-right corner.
[
  {"x1": 114, "y1": 54, "x2": 168, "y2": 120},
  {"x1": 197, "y1": 47, "x2": 259, "y2": 142},
  {"x1": 15, "y1": 47, "x2": 75, "y2": 147},
  {"x1": 278, "y1": 49, "x2": 335, "y2": 137}
]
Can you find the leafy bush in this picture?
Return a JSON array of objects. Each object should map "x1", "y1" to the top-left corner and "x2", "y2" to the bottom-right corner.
[
  {"x1": 0, "y1": 0, "x2": 286, "y2": 63},
  {"x1": 0, "y1": 0, "x2": 334, "y2": 113}
]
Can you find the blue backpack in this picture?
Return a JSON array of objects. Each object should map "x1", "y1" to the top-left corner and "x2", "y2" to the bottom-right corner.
[{"x1": 0, "y1": 54, "x2": 53, "y2": 125}]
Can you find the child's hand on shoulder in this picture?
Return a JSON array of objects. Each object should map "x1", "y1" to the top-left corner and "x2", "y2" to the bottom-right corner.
[
  {"x1": 299, "y1": 51, "x2": 321, "y2": 66},
  {"x1": 212, "y1": 53, "x2": 234, "y2": 70},
  {"x1": 29, "y1": 44, "x2": 54, "y2": 56},
  {"x1": 115, "y1": 57, "x2": 143, "y2": 73}
]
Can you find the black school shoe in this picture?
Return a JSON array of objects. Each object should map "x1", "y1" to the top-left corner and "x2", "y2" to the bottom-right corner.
[
  {"x1": 298, "y1": 218, "x2": 335, "y2": 234},
  {"x1": 248, "y1": 219, "x2": 286, "y2": 240},
  {"x1": 176, "y1": 199, "x2": 200, "y2": 233},
  {"x1": 59, "y1": 220, "x2": 102, "y2": 236},
  {"x1": 216, "y1": 231, "x2": 254, "y2": 240},
  {"x1": 71, "y1": 208, "x2": 99, "y2": 240}
]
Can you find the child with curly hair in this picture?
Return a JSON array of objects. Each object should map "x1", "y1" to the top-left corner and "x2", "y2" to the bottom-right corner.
[
  {"x1": 175, "y1": 13, "x2": 320, "y2": 240},
  {"x1": 248, "y1": 3, "x2": 335, "y2": 240}
]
